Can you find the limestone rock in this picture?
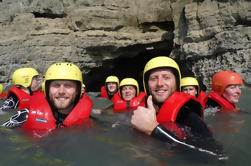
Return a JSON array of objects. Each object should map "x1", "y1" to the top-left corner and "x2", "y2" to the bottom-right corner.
[{"x1": 0, "y1": 0, "x2": 250, "y2": 91}]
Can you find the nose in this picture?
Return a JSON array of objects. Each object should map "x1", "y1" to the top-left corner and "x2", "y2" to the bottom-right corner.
[
  {"x1": 58, "y1": 85, "x2": 66, "y2": 94},
  {"x1": 157, "y1": 77, "x2": 164, "y2": 86}
]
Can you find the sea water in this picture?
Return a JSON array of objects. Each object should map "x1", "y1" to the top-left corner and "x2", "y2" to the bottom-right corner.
[{"x1": 0, "y1": 88, "x2": 250, "y2": 166}]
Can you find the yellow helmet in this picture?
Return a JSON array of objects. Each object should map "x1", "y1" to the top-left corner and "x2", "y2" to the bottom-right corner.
[
  {"x1": 119, "y1": 78, "x2": 139, "y2": 96},
  {"x1": 143, "y1": 56, "x2": 181, "y2": 95},
  {"x1": 105, "y1": 76, "x2": 119, "y2": 87},
  {"x1": 44, "y1": 62, "x2": 83, "y2": 97},
  {"x1": 12, "y1": 68, "x2": 39, "y2": 88},
  {"x1": 181, "y1": 77, "x2": 200, "y2": 93},
  {"x1": 0, "y1": 84, "x2": 4, "y2": 94}
]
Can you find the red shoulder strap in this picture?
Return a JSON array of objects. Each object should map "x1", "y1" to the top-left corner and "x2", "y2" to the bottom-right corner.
[
  {"x1": 207, "y1": 92, "x2": 235, "y2": 110},
  {"x1": 157, "y1": 92, "x2": 193, "y2": 123}
]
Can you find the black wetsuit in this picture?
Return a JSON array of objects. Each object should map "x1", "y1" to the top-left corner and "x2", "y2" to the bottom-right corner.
[
  {"x1": 1, "y1": 109, "x2": 29, "y2": 128},
  {"x1": 204, "y1": 98, "x2": 221, "y2": 110},
  {"x1": 0, "y1": 92, "x2": 20, "y2": 111},
  {"x1": 1, "y1": 108, "x2": 68, "y2": 129},
  {"x1": 149, "y1": 103, "x2": 224, "y2": 156},
  {"x1": 151, "y1": 111, "x2": 213, "y2": 144}
]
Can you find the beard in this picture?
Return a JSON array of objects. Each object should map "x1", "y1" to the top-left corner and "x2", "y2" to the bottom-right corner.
[
  {"x1": 50, "y1": 95, "x2": 76, "y2": 114},
  {"x1": 151, "y1": 87, "x2": 176, "y2": 107}
]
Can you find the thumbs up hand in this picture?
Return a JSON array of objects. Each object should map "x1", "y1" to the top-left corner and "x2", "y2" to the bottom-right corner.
[
  {"x1": 131, "y1": 95, "x2": 159, "y2": 135},
  {"x1": 146, "y1": 95, "x2": 155, "y2": 113}
]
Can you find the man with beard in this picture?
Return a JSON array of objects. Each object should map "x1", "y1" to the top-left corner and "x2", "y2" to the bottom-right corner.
[
  {"x1": 1, "y1": 63, "x2": 93, "y2": 138},
  {"x1": 131, "y1": 56, "x2": 213, "y2": 143}
]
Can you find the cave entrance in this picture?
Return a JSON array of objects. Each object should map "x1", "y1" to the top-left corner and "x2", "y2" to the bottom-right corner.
[{"x1": 84, "y1": 40, "x2": 173, "y2": 92}]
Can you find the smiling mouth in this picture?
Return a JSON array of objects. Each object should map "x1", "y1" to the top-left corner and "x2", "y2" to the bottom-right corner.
[
  {"x1": 125, "y1": 95, "x2": 132, "y2": 98},
  {"x1": 155, "y1": 89, "x2": 167, "y2": 94},
  {"x1": 233, "y1": 96, "x2": 239, "y2": 99},
  {"x1": 56, "y1": 97, "x2": 68, "y2": 101}
]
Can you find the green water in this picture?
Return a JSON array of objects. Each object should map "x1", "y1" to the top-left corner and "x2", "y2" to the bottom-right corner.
[{"x1": 0, "y1": 88, "x2": 250, "y2": 166}]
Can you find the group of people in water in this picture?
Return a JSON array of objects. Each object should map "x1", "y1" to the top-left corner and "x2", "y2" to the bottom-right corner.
[{"x1": 0, "y1": 56, "x2": 244, "y2": 156}]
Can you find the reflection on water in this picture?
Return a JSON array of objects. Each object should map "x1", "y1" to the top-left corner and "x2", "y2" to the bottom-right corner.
[{"x1": 0, "y1": 88, "x2": 250, "y2": 166}]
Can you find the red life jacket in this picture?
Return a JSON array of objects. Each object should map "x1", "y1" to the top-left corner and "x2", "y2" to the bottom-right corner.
[
  {"x1": 32, "y1": 90, "x2": 44, "y2": 96},
  {"x1": 205, "y1": 91, "x2": 235, "y2": 110},
  {"x1": 100, "y1": 86, "x2": 118, "y2": 101},
  {"x1": 100, "y1": 86, "x2": 108, "y2": 98},
  {"x1": 156, "y1": 92, "x2": 203, "y2": 139},
  {"x1": 0, "y1": 93, "x2": 7, "y2": 99},
  {"x1": 157, "y1": 92, "x2": 203, "y2": 123},
  {"x1": 82, "y1": 92, "x2": 93, "y2": 106},
  {"x1": 197, "y1": 90, "x2": 207, "y2": 109},
  {"x1": 7, "y1": 86, "x2": 31, "y2": 109},
  {"x1": 21, "y1": 92, "x2": 93, "y2": 138},
  {"x1": 113, "y1": 92, "x2": 146, "y2": 112}
]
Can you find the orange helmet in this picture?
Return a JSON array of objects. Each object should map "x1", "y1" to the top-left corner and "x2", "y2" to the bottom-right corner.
[{"x1": 212, "y1": 71, "x2": 243, "y2": 96}]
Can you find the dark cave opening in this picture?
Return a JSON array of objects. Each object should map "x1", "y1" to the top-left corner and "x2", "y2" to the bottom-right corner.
[
  {"x1": 83, "y1": 27, "x2": 205, "y2": 92},
  {"x1": 84, "y1": 40, "x2": 176, "y2": 92}
]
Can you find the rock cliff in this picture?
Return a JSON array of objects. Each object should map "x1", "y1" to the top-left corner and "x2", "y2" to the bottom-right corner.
[{"x1": 0, "y1": 0, "x2": 250, "y2": 92}]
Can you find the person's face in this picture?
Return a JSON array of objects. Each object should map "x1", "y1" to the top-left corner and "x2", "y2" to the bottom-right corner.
[
  {"x1": 148, "y1": 68, "x2": 177, "y2": 104},
  {"x1": 182, "y1": 85, "x2": 197, "y2": 97},
  {"x1": 107, "y1": 82, "x2": 118, "y2": 93},
  {"x1": 222, "y1": 84, "x2": 242, "y2": 104},
  {"x1": 30, "y1": 75, "x2": 41, "y2": 92},
  {"x1": 121, "y1": 85, "x2": 137, "y2": 101},
  {"x1": 49, "y1": 80, "x2": 77, "y2": 113}
]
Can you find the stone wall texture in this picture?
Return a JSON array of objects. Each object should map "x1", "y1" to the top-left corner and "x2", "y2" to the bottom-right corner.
[{"x1": 0, "y1": 0, "x2": 250, "y2": 92}]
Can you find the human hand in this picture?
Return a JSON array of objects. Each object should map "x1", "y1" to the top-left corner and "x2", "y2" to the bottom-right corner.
[{"x1": 131, "y1": 96, "x2": 159, "y2": 135}]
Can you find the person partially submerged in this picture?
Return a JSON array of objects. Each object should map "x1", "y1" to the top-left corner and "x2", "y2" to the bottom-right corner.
[
  {"x1": 100, "y1": 76, "x2": 119, "y2": 101},
  {"x1": 204, "y1": 71, "x2": 243, "y2": 112},
  {"x1": 1, "y1": 63, "x2": 93, "y2": 139},
  {"x1": 113, "y1": 78, "x2": 145, "y2": 112},
  {"x1": 0, "y1": 68, "x2": 41, "y2": 111},
  {"x1": 130, "y1": 57, "x2": 224, "y2": 157}
]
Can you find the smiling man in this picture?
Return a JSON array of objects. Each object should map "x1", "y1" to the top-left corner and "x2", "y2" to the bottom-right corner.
[
  {"x1": 100, "y1": 76, "x2": 119, "y2": 101},
  {"x1": 204, "y1": 71, "x2": 243, "y2": 111},
  {"x1": 113, "y1": 78, "x2": 145, "y2": 112},
  {"x1": 1, "y1": 63, "x2": 93, "y2": 138},
  {"x1": 131, "y1": 56, "x2": 213, "y2": 143}
]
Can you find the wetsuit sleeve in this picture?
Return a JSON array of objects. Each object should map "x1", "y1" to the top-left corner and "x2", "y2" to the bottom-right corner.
[
  {"x1": 1, "y1": 109, "x2": 29, "y2": 128},
  {"x1": 0, "y1": 92, "x2": 19, "y2": 111},
  {"x1": 177, "y1": 107, "x2": 213, "y2": 138},
  {"x1": 204, "y1": 98, "x2": 221, "y2": 109},
  {"x1": 151, "y1": 124, "x2": 182, "y2": 144}
]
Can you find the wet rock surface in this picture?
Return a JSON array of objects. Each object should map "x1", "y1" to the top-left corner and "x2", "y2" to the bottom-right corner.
[{"x1": 0, "y1": 0, "x2": 250, "y2": 92}]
